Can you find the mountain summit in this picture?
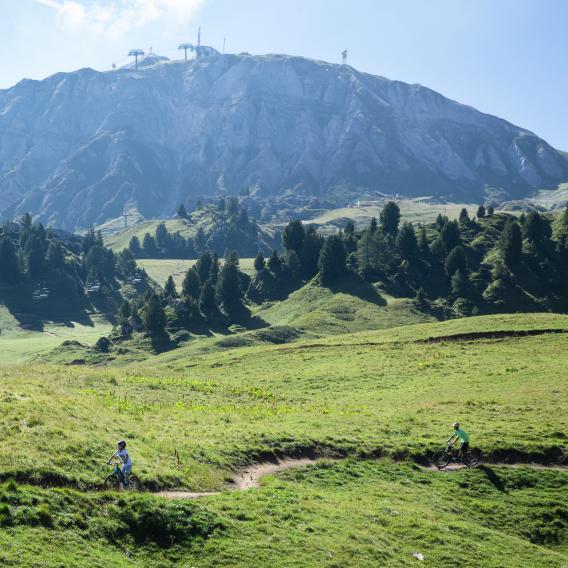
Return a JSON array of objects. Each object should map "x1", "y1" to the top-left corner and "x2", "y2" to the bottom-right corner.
[{"x1": 1, "y1": 53, "x2": 566, "y2": 229}]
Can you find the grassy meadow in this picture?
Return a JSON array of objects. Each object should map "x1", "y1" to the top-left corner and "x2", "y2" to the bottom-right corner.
[{"x1": 1, "y1": 276, "x2": 567, "y2": 566}]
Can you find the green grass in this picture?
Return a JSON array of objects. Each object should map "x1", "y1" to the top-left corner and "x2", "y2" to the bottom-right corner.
[
  {"x1": 104, "y1": 219, "x2": 193, "y2": 252},
  {"x1": 138, "y1": 258, "x2": 256, "y2": 288},
  {"x1": 305, "y1": 199, "x2": 478, "y2": 232},
  {"x1": 256, "y1": 278, "x2": 437, "y2": 336},
  {"x1": 0, "y1": 303, "x2": 112, "y2": 364},
  {"x1": 1, "y1": 306, "x2": 567, "y2": 566},
  {"x1": 0, "y1": 313, "x2": 567, "y2": 491},
  {"x1": 1, "y1": 461, "x2": 566, "y2": 567}
]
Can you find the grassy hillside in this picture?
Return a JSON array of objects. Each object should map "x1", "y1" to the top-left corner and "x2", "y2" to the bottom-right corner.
[
  {"x1": 0, "y1": 312, "x2": 567, "y2": 566},
  {"x1": 105, "y1": 219, "x2": 192, "y2": 252},
  {"x1": 0, "y1": 461, "x2": 566, "y2": 567},
  {"x1": 256, "y1": 278, "x2": 437, "y2": 336},
  {"x1": 138, "y1": 258, "x2": 257, "y2": 288},
  {"x1": 305, "y1": 199, "x2": 478, "y2": 232}
]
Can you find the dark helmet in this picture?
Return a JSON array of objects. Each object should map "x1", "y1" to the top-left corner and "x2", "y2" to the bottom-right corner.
[
  {"x1": 452, "y1": 422, "x2": 460, "y2": 429},
  {"x1": 117, "y1": 440, "x2": 126, "y2": 448}
]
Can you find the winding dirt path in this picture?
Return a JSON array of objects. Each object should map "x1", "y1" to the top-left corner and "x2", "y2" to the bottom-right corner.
[
  {"x1": 154, "y1": 457, "x2": 567, "y2": 500},
  {"x1": 156, "y1": 457, "x2": 324, "y2": 500}
]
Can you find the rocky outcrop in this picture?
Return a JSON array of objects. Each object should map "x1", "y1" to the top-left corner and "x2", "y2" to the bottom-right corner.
[{"x1": 1, "y1": 53, "x2": 567, "y2": 229}]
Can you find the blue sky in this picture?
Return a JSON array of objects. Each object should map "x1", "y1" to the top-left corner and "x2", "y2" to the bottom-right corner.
[{"x1": 2, "y1": 0, "x2": 567, "y2": 149}]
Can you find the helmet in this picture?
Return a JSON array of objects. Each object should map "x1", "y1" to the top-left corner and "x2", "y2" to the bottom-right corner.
[
  {"x1": 452, "y1": 422, "x2": 460, "y2": 429},
  {"x1": 117, "y1": 440, "x2": 126, "y2": 447}
]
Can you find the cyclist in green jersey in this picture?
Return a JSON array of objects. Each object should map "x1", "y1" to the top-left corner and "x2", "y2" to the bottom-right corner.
[{"x1": 447, "y1": 422, "x2": 470, "y2": 455}]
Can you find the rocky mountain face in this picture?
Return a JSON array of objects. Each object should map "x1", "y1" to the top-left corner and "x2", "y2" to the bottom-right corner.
[{"x1": 1, "y1": 53, "x2": 567, "y2": 230}]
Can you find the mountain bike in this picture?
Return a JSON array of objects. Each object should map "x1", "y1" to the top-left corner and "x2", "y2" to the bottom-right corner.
[
  {"x1": 103, "y1": 462, "x2": 142, "y2": 492},
  {"x1": 431, "y1": 443, "x2": 481, "y2": 469}
]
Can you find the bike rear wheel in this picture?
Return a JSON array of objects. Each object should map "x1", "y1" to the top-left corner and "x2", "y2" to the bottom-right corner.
[
  {"x1": 432, "y1": 450, "x2": 451, "y2": 469},
  {"x1": 103, "y1": 474, "x2": 120, "y2": 491}
]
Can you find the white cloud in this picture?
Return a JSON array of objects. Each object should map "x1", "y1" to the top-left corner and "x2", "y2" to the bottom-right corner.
[{"x1": 32, "y1": 0, "x2": 204, "y2": 37}]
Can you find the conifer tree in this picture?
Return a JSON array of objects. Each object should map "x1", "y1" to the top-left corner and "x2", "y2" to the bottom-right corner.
[
  {"x1": 267, "y1": 250, "x2": 282, "y2": 272},
  {"x1": 369, "y1": 217, "x2": 378, "y2": 235},
  {"x1": 164, "y1": 275, "x2": 177, "y2": 300},
  {"x1": 380, "y1": 201, "x2": 401, "y2": 236},
  {"x1": 487, "y1": 204, "x2": 495, "y2": 216},
  {"x1": 282, "y1": 220, "x2": 305, "y2": 254},
  {"x1": 118, "y1": 300, "x2": 131, "y2": 323},
  {"x1": 199, "y1": 279, "x2": 217, "y2": 314},
  {"x1": 444, "y1": 246, "x2": 467, "y2": 277},
  {"x1": 499, "y1": 219, "x2": 523, "y2": 266},
  {"x1": 0, "y1": 238, "x2": 19, "y2": 282},
  {"x1": 318, "y1": 235, "x2": 347, "y2": 283},
  {"x1": 47, "y1": 241, "x2": 65, "y2": 270},
  {"x1": 129, "y1": 236, "x2": 141, "y2": 257},
  {"x1": 477, "y1": 204, "x2": 486, "y2": 219},
  {"x1": 141, "y1": 293, "x2": 167, "y2": 333},
  {"x1": 254, "y1": 252, "x2": 266, "y2": 271},
  {"x1": 182, "y1": 267, "x2": 201, "y2": 300},
  {"x1": 177, "y1": 203, "x2": 188, "y2": 219},
  {"x1": 396, "y1": 222, "x2": 418, "y2": 260},
  {"x1": 216, "y1": 252, "x2": 241, "y2": 314}
]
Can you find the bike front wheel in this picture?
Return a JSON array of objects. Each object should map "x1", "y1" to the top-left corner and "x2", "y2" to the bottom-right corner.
[
  {"x1": 432, "y1": 450, "x2": 451, "y2": 469},
  {"x1": 103, "y1": 474, "x2": 120, "y2": 491},
  {"x1": 126, "y1": 475, "x2": 142, "y2": 492}
]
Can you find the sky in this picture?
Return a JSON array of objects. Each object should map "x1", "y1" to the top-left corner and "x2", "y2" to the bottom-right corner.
[{"x1": 1, "y1": 0, "x2": 567, "y2": 149}]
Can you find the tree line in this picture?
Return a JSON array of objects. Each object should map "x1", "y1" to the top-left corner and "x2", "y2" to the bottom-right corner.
[
  {"x1": 0, "y1": 214, "x2": 138, "y2": 296},
  {"x1": 128, "y1": 198, "x2": 265, "y2": 260}
]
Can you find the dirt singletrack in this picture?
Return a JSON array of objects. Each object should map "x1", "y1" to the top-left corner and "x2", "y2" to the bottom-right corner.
[{"x1": 155, "y1": 456, "x2": 567, "y2": 500}]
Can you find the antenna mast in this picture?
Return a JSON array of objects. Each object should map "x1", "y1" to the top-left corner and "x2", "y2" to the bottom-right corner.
[
  {"x1": 341, "y1": 49, "x2": 348, "y2": 65},
  {"x1": 197, "y1": 26, "x2": 202, "y2": 47},
  {"x1": 128, "y1": 49, "x2": 145, "y2": 70}
]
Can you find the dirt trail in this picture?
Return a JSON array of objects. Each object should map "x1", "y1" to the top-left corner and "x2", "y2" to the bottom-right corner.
[
  {"x1": 156, "y1": 457, "x2": 323, "y2": 500},
  {"x1": 155, "y1": 456, "x2": 567, "y2": 500}
]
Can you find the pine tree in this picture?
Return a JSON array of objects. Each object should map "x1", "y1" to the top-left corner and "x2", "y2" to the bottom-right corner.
[
  {"x1": 451, "y1": 269, "x2": 469, "y2": 298},
  {"x1": 318, "y1": 235, "x2": 347, "y2": 283},
  {"x1": 46, "y1": 241, "x2": 65, "y2": 270},
  {"x1": 477, "y1": 204, "x2": 486, "y2": 219},
  {"x1": 440, "y1": 220, "x2": 461, "y2": 253},
  {"x1": 459, "y1": 208, "x2": 470, "y2": 226},
  {"x1": 177, "y1": 204, "x2": 188, "y2": 219},
  {"x1": 210, "y1": 253, "x2": 220, "y2": 284},
  {"x1": 0, "y1": 238, "x2": 19, "y2": 282},
  {"x1": 285, "y1": 250, "x2": 302, "y2": 276},
  {"x1": 164, "y1": 275, "x2": 177, "y2": 300},
  {"x1": 141, "y1": 294, "x2": 167, "y2": 333},
  {"x1": 499, "y1": 219, "x2": 523, "y2": 266},
  {"x1": 487, "y1": 204, "x2": 495, "y2": 216},
  {"x1": 216, "y1": 252, "x2": 241, "y2": 314},
  {"x1": 25, "y1": 234, "x2": 45, "y2": 278},
  {"x1": 396, "y1": 222, "x2": 418, "y2": 260},
  {"x1": 199, "y1": 279, "x2": 217, "y2": 314},
  {"x1": 267, "y1": 250, "x2": 282, "y2": 272},
  {"x1": 444, "y1": 246, "x2": 467, "y2": 276},
  {"x1": 282, "y1": 220, "x2": 305, "y2": 254},
  {"x1": 344, "y1": 220, "x2": 355, "y2": 236},
  {"x1": 380, "y1": 201, "x2": 401, "y2": 236},
  {"x1": 369, "y1": 217, "x2": 378, "y2": 235},
  {"x1": 129, "y1": 236, "x2": 141, "y2": 257},
  {"x1": 415, "y1": 286, "x2": 428, "y2": 308},
  {"x1": 194, "y1": 227, "x2": 206, "y2": 252},
  {"x1": 195, "y1": 252, "x2": 213, "y2": 283},
  {"x1": 417, "y1": 225, "x2": 430, "y2": 260},
  {"x1": 357, "y1": 230, "x2": 379, "y2": 277},
  {"x1": 118, "y1": 300, "x2": 131, "y2": 323},
  {"x1": 254, "y1": 252, "x2": 266, "y2": 271},
  {"x1": 524, "y1": 211, "x2": 550, "y2": 244},
  {"x1": 142, "y1": 233, "x2": 157, "y2": 257},
  {"x1": 300, "y1": 225, "x2": 323, "y2": 279},
  {"x1": 155, "y1": 223, "x2": 170, "y2": 254},
  {"x1": 182, "y1": 267, "x2": 201, "y2": 300}
]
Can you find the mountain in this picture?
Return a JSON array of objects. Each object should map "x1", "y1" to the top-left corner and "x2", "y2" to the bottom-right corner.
[{"x1": 1, "y1": 53, "x2": 567, "y2": 230}]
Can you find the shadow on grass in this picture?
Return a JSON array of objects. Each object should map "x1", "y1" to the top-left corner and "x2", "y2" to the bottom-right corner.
[
  {"x1": 326, "y1": 273, "x2": 387, "y2": 306},
  {"x1": 478, "y1": 465, "x2": 507, "y2": 493}
]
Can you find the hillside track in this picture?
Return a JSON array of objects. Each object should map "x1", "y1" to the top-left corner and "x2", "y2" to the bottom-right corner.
[{"x1": 155, "y1": 456, "x2": 568, "y2": 500}]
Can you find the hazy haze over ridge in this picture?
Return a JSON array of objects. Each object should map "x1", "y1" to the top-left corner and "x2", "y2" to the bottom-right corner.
[{"x1": 1, "y1": 0, "x2": 568, "y2": 150}]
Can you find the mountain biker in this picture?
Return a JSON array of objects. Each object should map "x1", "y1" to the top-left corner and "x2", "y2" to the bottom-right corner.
[
  {"x1": 447, "y1": 422, "x2": 469, "y2": 456},
  {"x1": 107, "y1": 440, "x2": 132, "y2": 485}
]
